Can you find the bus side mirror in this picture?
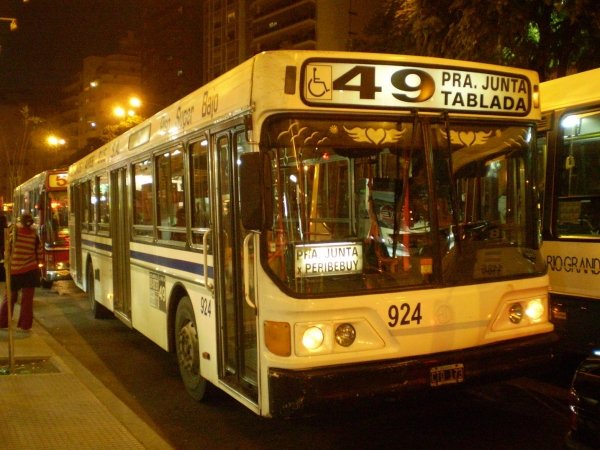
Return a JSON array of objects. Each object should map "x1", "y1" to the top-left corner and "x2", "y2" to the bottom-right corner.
[{"x1": 239, "y1": 152, "x2": 271, "y2": 231}]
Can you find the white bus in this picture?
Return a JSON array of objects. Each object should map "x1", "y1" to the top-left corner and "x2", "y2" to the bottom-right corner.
[
  {"x1": 69, "y1": 50, "x2": 555, "y2": 417},
  {"x1": 538, "y1": 68, "x2": 600, "y2": 353}
]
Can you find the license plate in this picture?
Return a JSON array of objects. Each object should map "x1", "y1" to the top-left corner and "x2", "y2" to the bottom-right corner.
[{"x1": 430, "y1": 363, "x2": 464, "y2": 387}]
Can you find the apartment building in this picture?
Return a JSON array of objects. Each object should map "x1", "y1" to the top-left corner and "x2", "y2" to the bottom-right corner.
[
  {"x1": 53, "y1": 0, "x2": 380, "y2": 158},
  {"x1": 203, "y1": 0, "x2": 380, "y2": 82},
  {"x1": 55, "y1": 32, "x2": 141, "y2": 158}
]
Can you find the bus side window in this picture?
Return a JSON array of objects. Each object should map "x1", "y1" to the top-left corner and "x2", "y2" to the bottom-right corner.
[
  {"x1": 556, "y1": 109, "x2": 600, "y2": 236},
  {"x1": 190, "y1": 139, "x2": 211, "y2": 246},
  {"x1": 557, "y1": 198, "x2": 599, "y2": 236},
  {"x1": 133, "y1": 159, "x2": 154, "y2": 239},
  {"x1": 157, "y1": 147, "x2": 186, "y2": 243},
  {"x1": 97, "y1": 173, "x2": 110, "y2": 234}
]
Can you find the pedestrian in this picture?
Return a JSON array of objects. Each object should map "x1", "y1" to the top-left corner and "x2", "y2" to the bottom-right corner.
[{"x1": 0, "y1": 213, "x2": 41, "y2": 330}]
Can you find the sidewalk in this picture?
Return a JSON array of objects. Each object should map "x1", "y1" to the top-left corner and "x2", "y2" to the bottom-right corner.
[{"x1": 0, "y1": 293, "x2": 174, "y2": 449}]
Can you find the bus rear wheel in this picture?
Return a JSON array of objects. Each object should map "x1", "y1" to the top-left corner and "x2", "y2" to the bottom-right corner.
[{"x1": 175, "y1": 296, "x2": 207, "y2": 401}]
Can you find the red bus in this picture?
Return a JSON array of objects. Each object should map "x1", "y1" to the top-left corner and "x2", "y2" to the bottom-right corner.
[{"x1": 13, "y1": 168, "x2": 70, "y2": 288}]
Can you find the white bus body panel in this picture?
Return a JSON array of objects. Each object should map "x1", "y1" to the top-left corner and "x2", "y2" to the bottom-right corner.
[
  {"x1": 256, "y1": 270, "x2": 551, "y2": 416},
  {"x1": 543, "y1": 240, "x2": 600, "y2": 301},
  {"x1": 83, "y1": 236, "x2": 115, "y2": 310},
  {"x1": 540, "y1": 68, "x2": 600, "y2": 113}
]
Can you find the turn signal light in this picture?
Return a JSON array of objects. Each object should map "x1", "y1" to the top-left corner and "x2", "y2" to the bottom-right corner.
[{"x1": 264, "y1": 321, "x2": 291, "y2": 356}]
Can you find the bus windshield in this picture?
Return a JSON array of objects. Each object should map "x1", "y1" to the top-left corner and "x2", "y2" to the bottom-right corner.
[{"x1": 262, "y1": 116, "x2": 544, "y2": 295}]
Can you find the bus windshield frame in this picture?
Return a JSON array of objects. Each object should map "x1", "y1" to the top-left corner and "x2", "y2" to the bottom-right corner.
[{"x1": 260, "y1": 114, "x2": 544, "y2": 296}]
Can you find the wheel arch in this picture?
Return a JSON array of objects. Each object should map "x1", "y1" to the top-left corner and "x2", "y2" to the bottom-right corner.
[{"x1": 167, "y1": 282, "x2": 190, "y2": 353}]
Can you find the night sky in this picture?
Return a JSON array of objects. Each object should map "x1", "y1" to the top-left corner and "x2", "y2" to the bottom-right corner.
[{"x1": 0, "y1": 0, "x2": 140, "y2": 107}]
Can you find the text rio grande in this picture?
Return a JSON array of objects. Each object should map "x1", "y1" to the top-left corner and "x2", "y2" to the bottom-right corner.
[
  {"x1": 440, "y1": 71, "x2": 529, "y2": 113},
  {"x1": 295, "y1": 243, "x2": 363, "y2": 277}
]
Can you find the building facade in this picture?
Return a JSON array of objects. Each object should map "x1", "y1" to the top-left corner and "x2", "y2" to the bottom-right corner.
[
  {"x1": 52, "y1": 0, "x2": 380, "y2": 159},
  {"x1": 202, "y1": 0, "x2": 380, "y2": 83},
  {"x1": 55, "y1": 32, "x2": 142, "y2": 156}
]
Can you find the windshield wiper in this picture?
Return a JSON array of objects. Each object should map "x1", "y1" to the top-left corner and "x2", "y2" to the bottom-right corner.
[{"x1": 442, "y1": 111, "x2": 462, "y2": 254}]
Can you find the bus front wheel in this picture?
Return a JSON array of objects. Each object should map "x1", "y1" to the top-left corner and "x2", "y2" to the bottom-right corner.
[{"x1": 175, "y1": 296, "x2": 207, "y2": 401}]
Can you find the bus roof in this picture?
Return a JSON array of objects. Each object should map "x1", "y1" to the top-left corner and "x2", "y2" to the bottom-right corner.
[
  {"x1": 70, "y1": 50, "x2": 541, "y2": 179},
  {"x1": 540, "y1": 68, "x2": 600, "y2": 112}
]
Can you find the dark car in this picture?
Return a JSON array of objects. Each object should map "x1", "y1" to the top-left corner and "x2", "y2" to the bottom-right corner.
[{"x1": 566, "y1": 350, "x2": 600, "y2": 450}]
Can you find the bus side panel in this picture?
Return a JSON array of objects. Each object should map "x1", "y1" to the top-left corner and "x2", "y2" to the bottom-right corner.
[
  {"x1": 543, "y1": 240, "x2": 600, "y2": 299},
  {"x1": 182, "y1": 279, "x2": 220, "y2": 384},
  {"x1": 83, "y1": 238, "x2": 114, "y2": 311},
  {"x1": 129, "y1": 262, "x2": 170, "y2": 349},
  {"x1": 127, "y1": 244, "x2": 219, "y2": 384},
  {"x1": 542, "y1": 240, "x2": 600, "y2": 352}
]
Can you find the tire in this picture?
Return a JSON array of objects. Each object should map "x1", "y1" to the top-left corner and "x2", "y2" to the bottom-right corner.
[
  {"x1": 175, "y1": 296, "x2": 207, "y2": 401},
  {"x1": 41, "y1": 277, "x2": 54, "y2": 289},
  {"x1": 87, "y1": 263, "x2": 112, "y2": 319}
]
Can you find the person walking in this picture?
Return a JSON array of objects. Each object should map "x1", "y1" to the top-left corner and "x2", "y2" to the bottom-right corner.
[{"x1": 0, "y1": 213, "x2": 41, "y2": 330}]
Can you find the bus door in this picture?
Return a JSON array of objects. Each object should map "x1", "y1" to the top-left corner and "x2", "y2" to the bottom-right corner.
[
  {"x1": 213, "y1": 127, "x2": 258, "y2": 402},
  {"x1": 110, "y1": 167, "x2": 132, "y2": 324},
  {"x1": 71, "y1": 184, "x2": 83, "y2": 285}
]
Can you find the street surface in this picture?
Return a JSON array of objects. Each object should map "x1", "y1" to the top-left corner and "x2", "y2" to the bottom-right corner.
[{"x1": 29, "y1": 281, "x2": 576, "y2": 449}]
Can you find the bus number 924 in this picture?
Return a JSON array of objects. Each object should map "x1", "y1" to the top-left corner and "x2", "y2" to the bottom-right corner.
[{"x1": 388, "y1": 302, "x2": 423, "y2": 327}]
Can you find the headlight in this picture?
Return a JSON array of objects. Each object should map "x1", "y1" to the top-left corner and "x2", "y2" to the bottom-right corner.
[
  {"x1": 525, "y1": 299, "x2": 544, "y2": 322},
  {"x1": 302, "y1": 326, "x2": 324, "y2": 350},
  {"x1": 335, "y1": 323, "x2": 356, "y2": 347},
  {"x1": 491, "y1": 295, "x2": 549, "y2": 331},
  {"x1": 294, "y1": 319, "x2": 384, "y2": 356},
  {"x1": 508, "y1": 303, "x2": 523, "y2": 324}
]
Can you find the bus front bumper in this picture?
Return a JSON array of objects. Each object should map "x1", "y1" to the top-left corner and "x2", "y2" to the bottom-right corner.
[{"x1": 268, "y1": 332, "x2": 558, "y2": 417}]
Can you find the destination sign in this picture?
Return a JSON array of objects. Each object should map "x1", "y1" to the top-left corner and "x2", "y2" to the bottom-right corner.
[
  {"x1": 294, "y1": 242, "x2": 363, "y2": 278},
  {"x1": 302, "y1": 60, "x2": 533, "y2": 116},
  {"x1": 48, "y1": 173, "x2": 68, "y2": 188}
]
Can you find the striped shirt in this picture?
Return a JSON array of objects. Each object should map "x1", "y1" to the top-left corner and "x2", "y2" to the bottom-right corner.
[{"x1": 10, "y1": 227, "x2": 39, "y2": 275}]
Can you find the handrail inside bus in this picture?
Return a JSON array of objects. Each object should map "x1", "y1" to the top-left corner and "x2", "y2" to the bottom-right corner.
[{"x1": 243, "y1": 232, "x2": 257, "y2": 310}]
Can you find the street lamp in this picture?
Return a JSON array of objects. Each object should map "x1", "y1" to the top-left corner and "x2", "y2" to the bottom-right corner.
[
  {"x1": 113, "y1": 96, "x2": 142, "y2": 119},
  {"x1": 47, "y1": 135, "x2": 66, "y2": 147},
  {"x1": 113, "y1": 106, "x2": 127, "y2": 118},
  {"x1": 129, "y1": 97, "x2": 141, "y2": 108},
  {"x1": 0, "y1": 18, "x2": 18, "y2": 32},
  {"x1": 45, "y1": 134, "x2": 67, "y2": 166}
]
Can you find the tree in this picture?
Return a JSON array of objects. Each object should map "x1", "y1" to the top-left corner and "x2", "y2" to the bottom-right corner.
[
  {"x1": 0, "y1": 105, "x2": 43, "y2": 200},
  {"x1": 359, "y1": 0, "x2": 600, "y2": 80}
]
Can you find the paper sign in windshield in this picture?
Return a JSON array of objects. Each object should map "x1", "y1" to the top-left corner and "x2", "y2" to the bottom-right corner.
[{"x1": 294, "y1": 242, "x2": 363, "y2": 278}]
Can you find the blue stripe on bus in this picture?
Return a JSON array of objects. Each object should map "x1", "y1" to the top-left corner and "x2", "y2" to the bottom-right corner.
[
  {"x1": 130, "y1": 249, "x2": 211, "y2": 276},
  {"x1": 82, "y1": 239, "x2": 112, "y2": 252},
  {"x1": 81, "y1": 238, "x2": 212, "y2": 277}
]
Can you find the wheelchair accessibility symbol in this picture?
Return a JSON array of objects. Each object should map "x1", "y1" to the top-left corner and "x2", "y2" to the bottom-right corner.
[{"x1": 305, "y1": 64, "x2": 332, "y2": 100}]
